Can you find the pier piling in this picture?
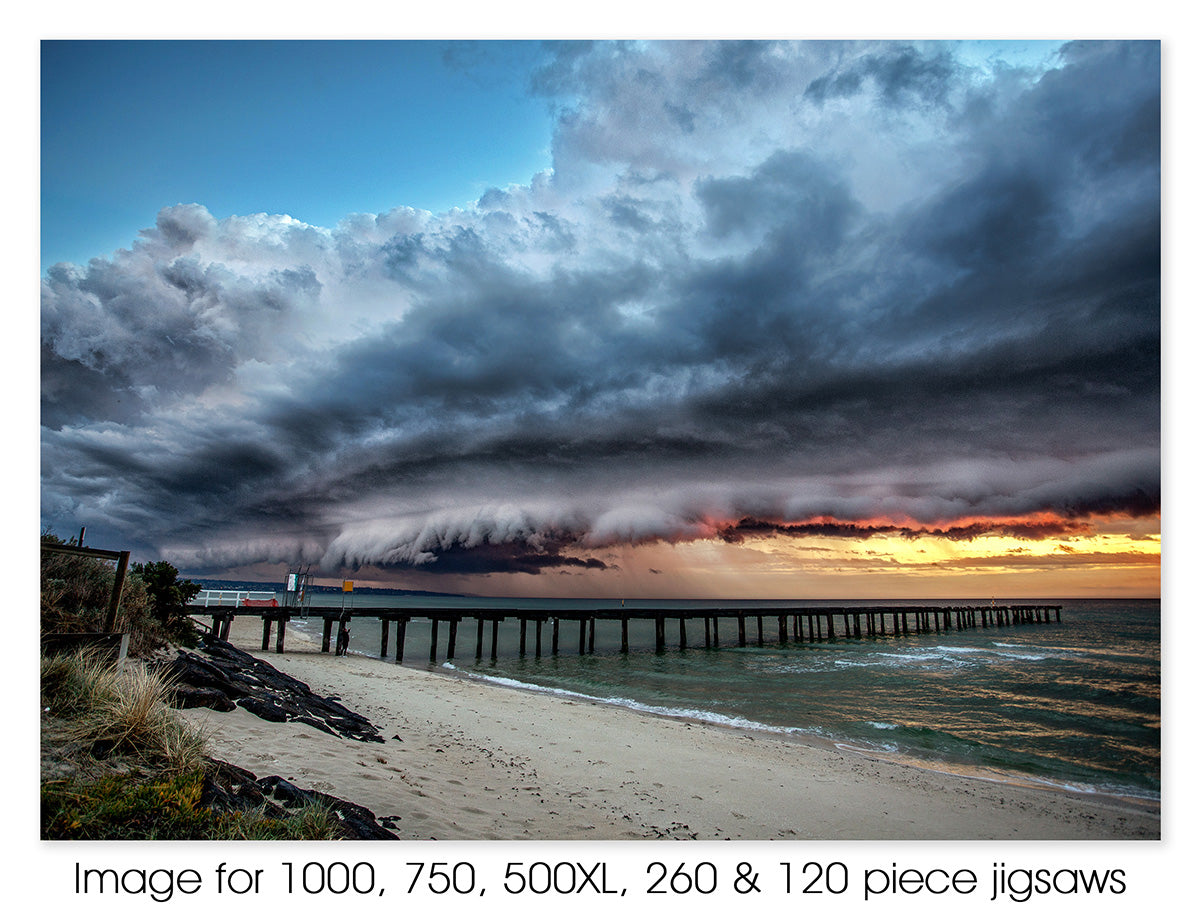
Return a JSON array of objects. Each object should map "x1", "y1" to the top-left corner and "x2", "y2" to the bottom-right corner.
[{"x1": 192, "y1": 602, "x2": 1064, "y2": 664}]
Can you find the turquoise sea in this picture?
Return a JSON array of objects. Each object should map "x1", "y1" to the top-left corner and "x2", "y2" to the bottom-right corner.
[{"x1": 282, "y1": 597, "x2": 1160, "y2": 803}]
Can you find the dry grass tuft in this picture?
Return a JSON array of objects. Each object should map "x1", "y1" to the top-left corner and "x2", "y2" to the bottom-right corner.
[{"x1": 41, "y1": 650, "x2": 207, "y2": 771}]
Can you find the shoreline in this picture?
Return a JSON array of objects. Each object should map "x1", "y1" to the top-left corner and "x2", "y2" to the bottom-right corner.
[
  {"x1": 180, "y1": 618, "x2": 1160, "y2": 840},
  {"x1": 438, "y1": 657, "x2": 1161, "y2": 811}
]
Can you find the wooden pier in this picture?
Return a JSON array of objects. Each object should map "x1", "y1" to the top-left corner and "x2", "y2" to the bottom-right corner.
[{"x1": 191, "y1": 604, "x2": 1063, "y2": 663}]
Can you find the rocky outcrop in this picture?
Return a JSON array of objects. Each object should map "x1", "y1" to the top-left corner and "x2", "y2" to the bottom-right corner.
[
  {"x1": 203, "y1": 759, "x2": 396, "y2": 840},
  {"x1": 159, "y1": 634, "x2": 383, "y2": 742},
  {"x1": 156, "y1": 635, "x2": 396, "y2": 838}
]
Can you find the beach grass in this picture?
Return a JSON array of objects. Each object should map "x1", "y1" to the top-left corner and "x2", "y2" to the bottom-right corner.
[
  {"x1": 40, "y1": 649, "x2": 341, "y2": 840},
  {"x1": 41, "y1": 650, "x2": 207, "y2": 770}
]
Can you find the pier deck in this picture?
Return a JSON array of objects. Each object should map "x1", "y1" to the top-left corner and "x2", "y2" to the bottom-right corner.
[{"x1": 188, "y1": 604, "x2": 1063, "y2": 662}]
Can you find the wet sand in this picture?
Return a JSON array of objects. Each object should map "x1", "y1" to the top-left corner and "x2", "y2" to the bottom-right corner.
[{"x1": 180, "y1": 618, "x2": 1160, "y2": 840}]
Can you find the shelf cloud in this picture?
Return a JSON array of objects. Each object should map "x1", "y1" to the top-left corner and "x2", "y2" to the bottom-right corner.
[{"x1": 41, "y1": 41, "x2": 1160, "y2": 588}]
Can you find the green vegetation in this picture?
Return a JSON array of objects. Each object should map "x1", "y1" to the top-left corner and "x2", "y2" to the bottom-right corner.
[
  {"x1": 40, "y1": 650, "x2": 342, "y2": 840},
  {"x1": 40, "y1": 536, "x2": 342, "y2": 840},
  {"x1": 130, "y1": 558, "x2": 202, "y2": 625},
  {"x1": 40, "y1": 532, "x2": 202, "y2": 653},
  {"x1": 43, "y1": 768, "x2": 217, "y2": 840},
  {"x1": 42, "y1": 767, "x2": 340, "y2": 840}
]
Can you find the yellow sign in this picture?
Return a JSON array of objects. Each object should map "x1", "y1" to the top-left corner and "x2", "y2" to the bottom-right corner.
[{"x1": 342, "y1": 580, "x2": 354, "y2": 592}]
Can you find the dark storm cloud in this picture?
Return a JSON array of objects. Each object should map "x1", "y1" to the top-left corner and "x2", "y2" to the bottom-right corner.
[
  {"x1": 404, "y1": 542, "x2": 610, "y2": 576},
  {"x1": 720, "y1": 517, "x2": 1098, "y2": 544},
  {"x1": 40, "y1": 41, "x2": 1160, "y2": 577},
  {"x1": 804, "y1": 43, "x2": 960, "y2": 106}
]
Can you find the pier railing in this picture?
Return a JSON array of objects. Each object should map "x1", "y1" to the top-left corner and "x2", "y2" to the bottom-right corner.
[
  {"x1": 187, "y1": 602, "x2": 1063, "y2": 663},
  {"x1": 194, "y1": 589, "x2": 278, "y2": 608}
]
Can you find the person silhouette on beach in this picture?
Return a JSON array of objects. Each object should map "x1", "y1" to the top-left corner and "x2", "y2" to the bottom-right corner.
[{"x1": 336, "y1": 613, "x2": 351, "y2": 656}]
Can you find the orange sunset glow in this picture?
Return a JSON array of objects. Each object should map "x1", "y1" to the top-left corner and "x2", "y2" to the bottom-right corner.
[{"x1": 331, "y1": 510, "x2": 1160, "y2": 601}]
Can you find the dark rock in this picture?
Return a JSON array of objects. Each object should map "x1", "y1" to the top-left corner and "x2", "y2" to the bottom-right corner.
[
  {"x1": 172, "y1": 684, "x2": 237, "y2": 712},
  {"x1": 160, "y1": 636, "x2": 384, "y2": 743},
  {"x1": 256, "y1": 775, "x2": 311, "y2": 807},
  {"x1": 203, "y1": 760, "x2": 396, "y2": 840},
  {"x1": 236, "y1": 696, "x2": 296, "y2": 723},
  {"x1": 160, "y1": 653, "x2": 248, "y2": 698}
]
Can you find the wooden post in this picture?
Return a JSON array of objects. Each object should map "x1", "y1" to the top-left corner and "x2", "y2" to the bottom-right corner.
[
  {"x1": 430, "y1": 619, "x2": 439, "y2": 663},
  {"x1": 395, "y1": 617, "x2": 407, "y2": 664},
  {"x1": 737, "y1": 613, "x2": 746, "y2": 647},
  {"x1": 589, "y1": 618, "x2": 596, "y2": 653},
  {"x1": 757, "y1": 615, "x2": 764, "y2": 646},
  {"x1": 491, "y1": 618, "x2": 499, "y2": 659},
  {"x1": 712, "y1": 616, "x2": 719, "y2": 647},
  {"x1": 552, "y1": 617, "x2": 560, "y2": 654},
  {"x1": 679, "y1": 617, "x2": 687, "y2": 649},
  {"x1": 826, "y1": 612, "x2": 835, "y2": 640},
  {"x1": 704, "y1": 616, "x2": 711, "y2": 648},
  {"x1": 447, "y1": 619, "x2": 458, "y2": 659},
  {"x1": 778, "y1": 615, "x2": 788, "y2": 643},
  {"x1": 535, "y1": 618, "x2": 543, "y2": 657},
  {"x1": 519, "y1": 618, "x2": 528, "y2": 655},
  {"x1": 655, "y1": 615, "x2": 666, "y2": 653},
  {"x1": 621, "y1": 617, "x2": 629, "y2": 653},
  {"x1": 262, "y1": 617, "x2": 272, "y2": 651},
  {"x1": 476, "y1": 617, "x2": 485, "y2": 659},
  {"x1": 103, "y1": 550, "x2": 130, "y2": 634},
  {"x1": 322, "y1": 617, "x2": 333, "y2": 653},
  {"x1": 579, "y1": 619, "x2": 587, "y2": 654},
  {"x1": 275, "y1": 615, "x2": 287, "y2": 653},
  {"x1": 380, "y1": 618, "x2": 390, "y2": 657}
]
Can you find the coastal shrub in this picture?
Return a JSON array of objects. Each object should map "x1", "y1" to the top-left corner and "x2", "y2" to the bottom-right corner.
[
  {"x1": 41, "y1": 532, "x2": 200, "y2": 653},
  {"x1": 131, "y1": 560, "x2": 202, "y2": 621}
]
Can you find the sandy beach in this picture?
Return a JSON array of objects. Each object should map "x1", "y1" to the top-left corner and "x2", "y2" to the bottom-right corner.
[{"x1": 180, "y1": 618, "x2": 1160, "y2": 841}]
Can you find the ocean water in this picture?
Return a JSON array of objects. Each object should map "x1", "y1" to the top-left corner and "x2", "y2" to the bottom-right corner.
[{"x1": 286, "y1": 597, "x2": 1160, "y2": 803}]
